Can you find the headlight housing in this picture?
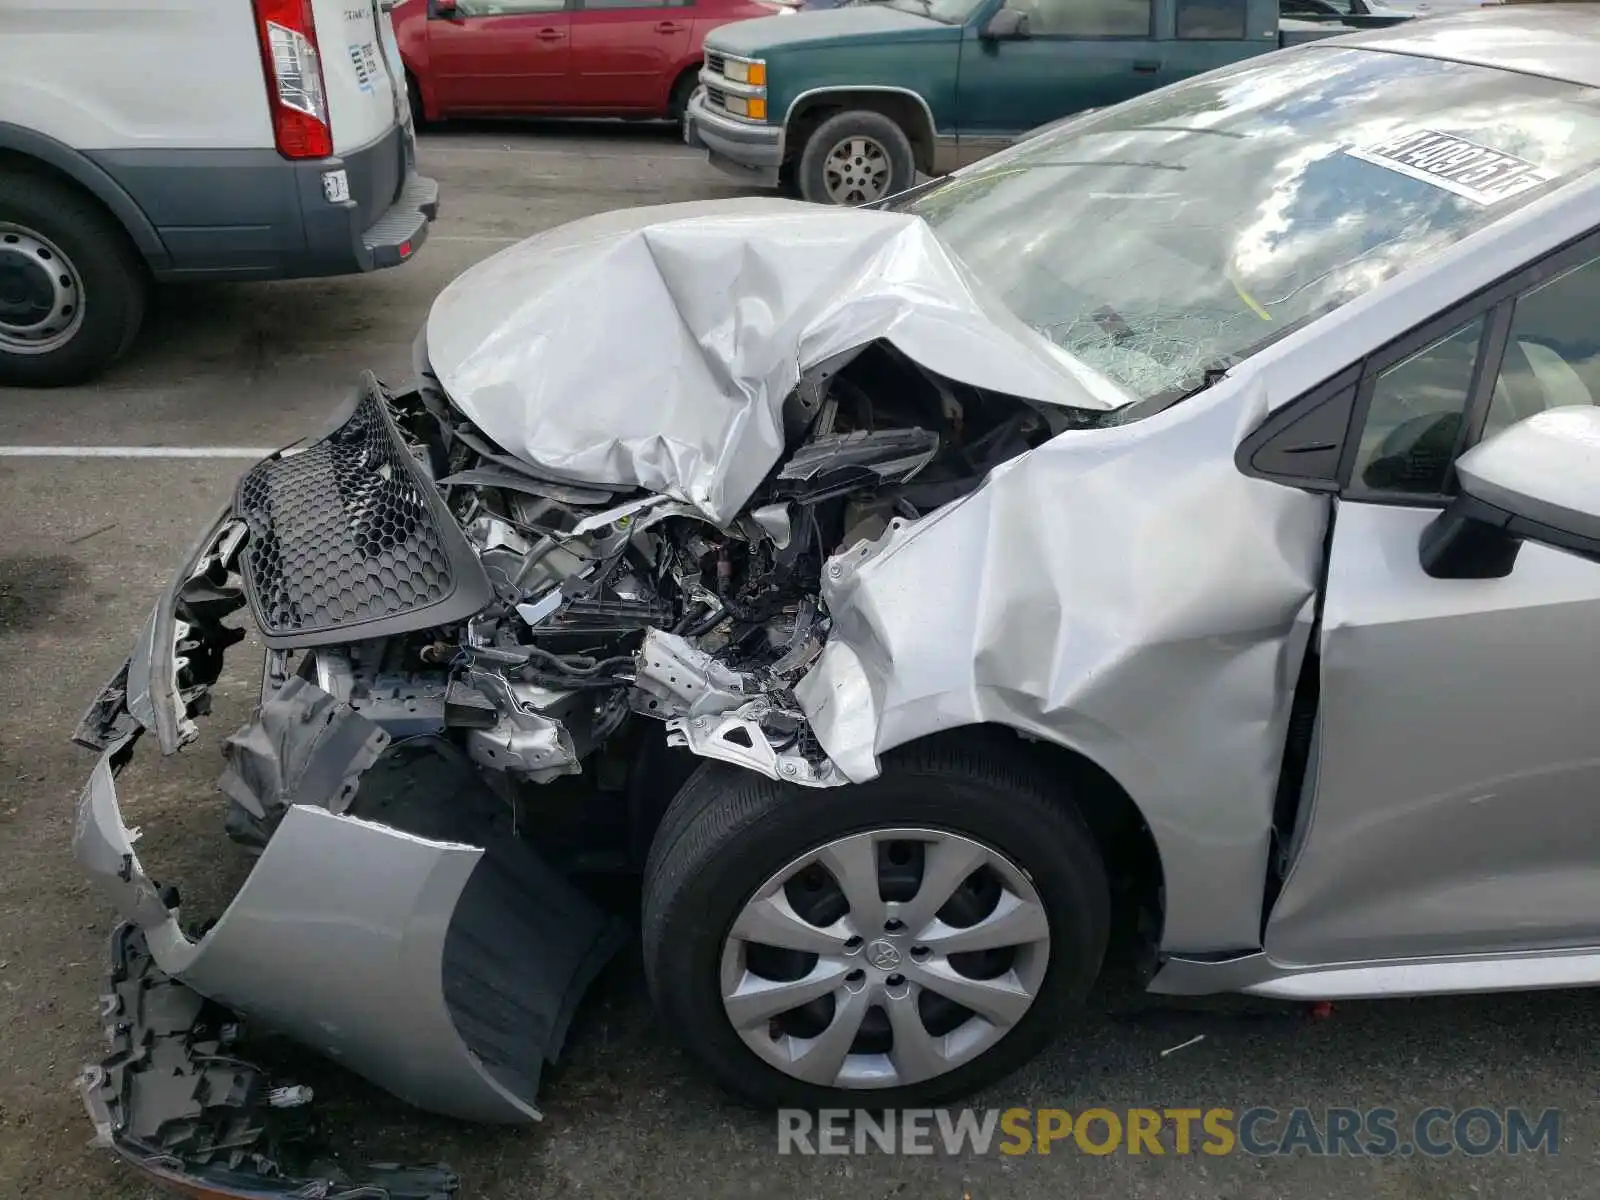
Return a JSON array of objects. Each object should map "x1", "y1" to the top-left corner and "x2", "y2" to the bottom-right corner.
[
  {"x1": 720, "y1": 94, "x2": 769, "y2": 121},
  {"x1": 704, "y1": 53, "x2": 770, "y2": 123},
  {"x1": 723, "y1": 60, "x2": 768, "y2": 86}
]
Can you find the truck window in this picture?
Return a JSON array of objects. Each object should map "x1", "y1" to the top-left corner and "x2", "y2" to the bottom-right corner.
[
  {"x1": 1014, "y1": 0, "x2": 1153, "y2": 37},
  {"x1": 1176, "y1": 0, "x2": 1248, "y2": 36}
]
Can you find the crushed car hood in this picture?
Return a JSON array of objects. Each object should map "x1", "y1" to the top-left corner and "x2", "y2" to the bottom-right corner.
[{"x1": 425, "y1": 198, "x2": 1124, "y2": 525}]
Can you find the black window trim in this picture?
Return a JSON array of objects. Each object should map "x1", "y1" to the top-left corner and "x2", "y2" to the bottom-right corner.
[
  {"x1": 456, "y1": 0, "x2": 574, "y2": 14},
  {"x1": 1237, "y1": 223, "x2": 1600, "y2": 509}
]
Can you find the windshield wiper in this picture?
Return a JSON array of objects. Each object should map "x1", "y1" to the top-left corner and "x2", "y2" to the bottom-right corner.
[
  {"x1": 1111, "y1": 357, "x2": 1239, "y2": 425},
  {"x1": 1119, "y1": 124, "x2": 1247, "y2": 139}
]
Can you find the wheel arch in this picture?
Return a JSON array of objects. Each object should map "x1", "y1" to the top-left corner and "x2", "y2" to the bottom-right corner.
[
  {"x1": 669, "y1": 62, "x2": 702, "y2": 116},
  {"x1": 784, "y1": 86, "x2": 937, "y2": 174},
  {"x1": 0, "y1": 123, "x2": 168, "y2": 269},
  {"x1": 883, "y1": 723, "x2": 1166, "y2": 955}
]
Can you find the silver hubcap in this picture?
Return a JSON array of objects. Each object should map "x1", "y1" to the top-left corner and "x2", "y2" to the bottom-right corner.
[
  {"x1": 719, "y1": 827, "x2": 1051, "y2": 1090},
  {"x1": 0, "y1": 223, "x2": 85, "y2": 355},
  {"x1": 822, "y1": 136, "x2": 893, "y2": 205}
]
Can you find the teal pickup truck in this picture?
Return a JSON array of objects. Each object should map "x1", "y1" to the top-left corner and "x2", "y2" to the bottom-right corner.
[{"x1": 683, "y1": 0, "x2": 1343, "y2": 204}]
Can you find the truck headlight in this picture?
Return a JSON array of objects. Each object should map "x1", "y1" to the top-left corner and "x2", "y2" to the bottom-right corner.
[
  {"x1": 721, "y1": 95, "x2": 768, "y2": 121},
  {"x1": 723, "y1": 59, "x2": 767, "y2": 86}
]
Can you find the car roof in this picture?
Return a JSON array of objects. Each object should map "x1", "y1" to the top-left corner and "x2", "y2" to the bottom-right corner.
[{"x1": 1322, "y1": 6, "x2": 1600, "y2": 88}]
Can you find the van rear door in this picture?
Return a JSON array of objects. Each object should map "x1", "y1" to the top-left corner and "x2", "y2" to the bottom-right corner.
[{"x1": 310, "y1": 0, "x2": 405, "y2": 153}]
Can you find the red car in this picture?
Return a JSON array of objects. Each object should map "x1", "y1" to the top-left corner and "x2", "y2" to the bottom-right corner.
[{"x1": 394, "y1": 0, "x2": 776, "y2": 124}]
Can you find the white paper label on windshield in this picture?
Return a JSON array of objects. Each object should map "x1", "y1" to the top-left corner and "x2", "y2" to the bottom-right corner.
[{"x1": 1345, "y1": 129, "x2": 1555, "y2": 206}]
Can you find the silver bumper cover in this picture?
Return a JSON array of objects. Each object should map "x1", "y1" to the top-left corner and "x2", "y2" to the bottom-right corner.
[{"x1": 71, "y1": 427, "x2": 626, "y2": 1189}]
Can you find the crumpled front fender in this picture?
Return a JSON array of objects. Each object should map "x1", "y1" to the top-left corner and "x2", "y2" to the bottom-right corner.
[{"x1": 796, "y1": 374, "x2": 1328, "y2": 953}]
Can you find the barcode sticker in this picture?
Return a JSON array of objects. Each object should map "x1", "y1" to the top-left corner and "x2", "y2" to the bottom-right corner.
[{"x1": 1345, "y1": 129, "x2": 1554, "y2": 206}]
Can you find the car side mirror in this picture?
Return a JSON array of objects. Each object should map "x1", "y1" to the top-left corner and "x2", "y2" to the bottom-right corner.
[
  {"x1": 428, "y1": 0, "x2": 461, "y2": 17},
  {"x1": 981, "y1": 8, "x2": 1030, "y2": 39},
  {"x1": 1419, "y1": 406, "x2": 1600, "y2": 579}
]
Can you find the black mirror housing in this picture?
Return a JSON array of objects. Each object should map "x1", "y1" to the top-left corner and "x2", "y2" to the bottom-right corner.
[
  {"x1": 1423, "y1": 406, "x2": 1600, "y2": 579},
  {"x1": 1419, "y1": 495, "x2": 1522, "y2": 580}
]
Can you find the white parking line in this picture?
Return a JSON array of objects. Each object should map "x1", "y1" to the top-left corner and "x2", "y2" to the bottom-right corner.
[{"x1": 0, "y1": 446, "x2": 276, "y2": 458}]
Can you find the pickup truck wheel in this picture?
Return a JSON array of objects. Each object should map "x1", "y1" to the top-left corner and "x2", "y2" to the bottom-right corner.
[
  {"x1": 641, "y1": 742, "x2": 1111, "y2": 1108},
  {"x1": 0, "y1": 171, "x2": 146, "y2": 388},
  {"x1": 798, "y1": 110, "x2": 916, "y2": 206}
]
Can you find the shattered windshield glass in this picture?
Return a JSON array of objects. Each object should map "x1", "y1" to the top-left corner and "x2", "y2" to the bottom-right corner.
[{"x1": 894, "y1": 48, "x2": 1600, "y2": 408}]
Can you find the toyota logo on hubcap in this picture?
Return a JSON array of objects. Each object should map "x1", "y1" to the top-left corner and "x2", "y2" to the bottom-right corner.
[{"x1": 865, "y1": 939, "x2": 902, "y2": 971}]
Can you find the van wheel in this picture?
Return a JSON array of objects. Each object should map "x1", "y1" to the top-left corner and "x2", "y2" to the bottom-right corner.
[
  {"x1": 641, "y1": 741, "x2": 1111, "y2": 1109},
  {"x1": 797, "y1": 110, "x2": 916, "y2": 206},
  {"x1": 0, "y1": 171, "x2": 146, "y2": 388}
]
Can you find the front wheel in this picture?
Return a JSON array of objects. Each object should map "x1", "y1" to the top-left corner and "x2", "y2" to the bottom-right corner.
[
  {"x1": 669, "y1": 70, "x2": 699, "y2": 130},
  {"x1": 796, "y1": 109, "x2": 916, "y2": 206},
  {"x1": 642, "y1": 739, "x2": 1111, "y2": 1109}
]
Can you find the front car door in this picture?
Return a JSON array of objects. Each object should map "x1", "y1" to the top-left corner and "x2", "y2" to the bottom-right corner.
[
  {"x1": 1165, "y1": 0, "x2": 1273, "y2": 82},
  {"x1": 1263, "y1": 233, "x2": 1600, "y2": 967},
  {"x1": 568, "y1": 0, "x2": 694, "y2": 112},
  {"x1": 953, "y1": 0, "x2": 1165, "y2": 160},
  {"x1": 426, "y1": 0, "x2": 574, "y2": 114},
  {"x1": 952, "y1": 0, "x2": 1272, "y2": 160}
]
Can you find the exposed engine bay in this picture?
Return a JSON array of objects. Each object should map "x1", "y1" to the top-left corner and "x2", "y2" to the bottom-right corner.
[
  {"x1": 68, "y1": 334, "x2": 1090, "y2": 1199},
  {"x1": 228, "y1": 339, "x2": 1082, "y2": 837}
]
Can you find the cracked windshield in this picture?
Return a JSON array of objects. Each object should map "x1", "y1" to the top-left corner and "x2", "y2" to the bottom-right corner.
[{"x1": 897, "y1": 48, "x2": 1600, "y2": 408}]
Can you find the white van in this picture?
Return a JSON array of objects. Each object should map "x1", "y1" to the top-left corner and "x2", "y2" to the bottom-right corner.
[{"x1": 0, "y1": 0, "x2": 439, "y2": 387}]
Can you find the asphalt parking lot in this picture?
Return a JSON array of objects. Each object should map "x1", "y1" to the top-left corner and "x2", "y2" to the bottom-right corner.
[{"x1": 1, "y1": 121, "x2": 1596, "y2": 1200}]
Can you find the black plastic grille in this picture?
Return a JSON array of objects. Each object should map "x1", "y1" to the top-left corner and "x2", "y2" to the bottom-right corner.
[{"x1": 235, "y1": 378, "x2": 491, "y2": 646}]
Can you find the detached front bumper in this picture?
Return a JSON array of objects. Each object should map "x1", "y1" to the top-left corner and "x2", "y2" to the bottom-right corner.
[
  {"x1": 684, "y1": 89, "x2": 785, "y2": 187},
  {"x1": 71, "y1": 380, "x2": 626, "y2": 1192}
]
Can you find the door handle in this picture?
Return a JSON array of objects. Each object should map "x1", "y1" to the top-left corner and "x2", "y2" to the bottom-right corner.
[
  {"x1": 1132, "y1": 60, "x2": 1161, "y2": 74},
  {"x1": 536, "y1": 26, "x2": 566, "y2": 38},
  {"x1": 655, "y1": 20, "x2": 687, "y2": 31}
]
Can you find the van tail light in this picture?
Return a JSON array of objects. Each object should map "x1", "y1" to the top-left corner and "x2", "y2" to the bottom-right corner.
[{"x1": 252, "y1": 0, "x2": 333, "y2": 159}]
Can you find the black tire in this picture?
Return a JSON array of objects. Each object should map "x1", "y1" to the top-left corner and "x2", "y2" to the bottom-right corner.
[
  {"x1": 642, "y1": 737, "x2": 1111, "y2": 1109},
  {"x1": 407, "y1": 71, "x2": 432, "y2": 130},
  {"x1": 796, "y1": 109, "x2": 916, "y2": 206},
  {"x1": 0, "y1": 169, "x2": 147, "y2": 388},
  {"x1": 777, "y1": 159, "x2": 800, "y2": 198},
  {"x1": 669, "y1": 69, "x2": 699, "y2": 129}
]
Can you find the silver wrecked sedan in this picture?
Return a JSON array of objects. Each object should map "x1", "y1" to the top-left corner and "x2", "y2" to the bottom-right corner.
[{"x1": 71, "y1": 9, "x2": 1600, "y2": 1196}]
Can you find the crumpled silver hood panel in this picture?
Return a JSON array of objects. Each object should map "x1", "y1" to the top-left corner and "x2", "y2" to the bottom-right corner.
[{"x1": 425, "y1": 197, "x2": 1123, "y2": 525}]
